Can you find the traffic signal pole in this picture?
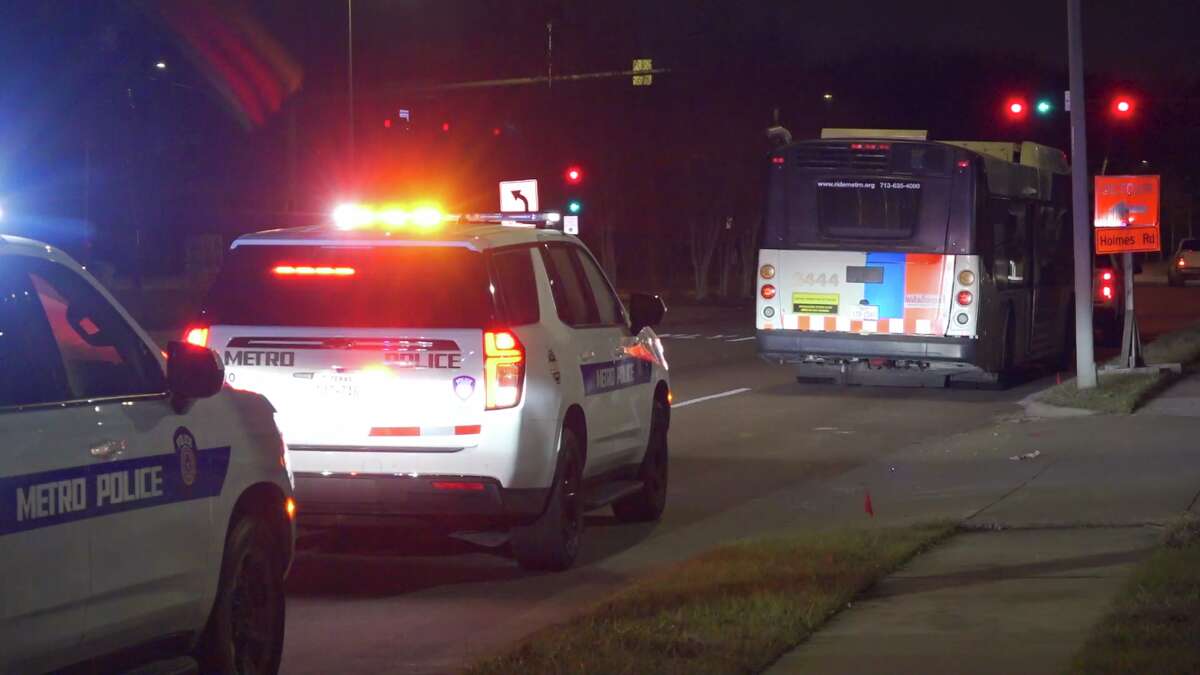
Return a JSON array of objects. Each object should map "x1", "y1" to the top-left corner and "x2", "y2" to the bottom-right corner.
[{"x1": 1068, "y1": 0, "x2": 1098, "y2": 388}]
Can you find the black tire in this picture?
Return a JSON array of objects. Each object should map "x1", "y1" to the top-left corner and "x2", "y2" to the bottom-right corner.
[
  {"x1": 990, "y1": 312, "x2": 1016, "y2": 389},
  {"x1": 195, "y1": 514, "x2": 286, "y2": 675},
  {"x1": 511, "y1": 428, "x2": 584, "y2": 572},
  {"x1": 612, "y1": 398, "x2": 669, "y2": 523}
]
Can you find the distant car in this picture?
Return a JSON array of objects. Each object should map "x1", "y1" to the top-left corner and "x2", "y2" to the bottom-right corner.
[
  {"x1": 188, "y1": 206, "x2": 671, "y2": 571},
  {"x1": 0, "y1": 235, "x2": 295, "y2": 674},
  {"x1": 1168, "y1": 238, "x2": 1200, "y2": 286}
]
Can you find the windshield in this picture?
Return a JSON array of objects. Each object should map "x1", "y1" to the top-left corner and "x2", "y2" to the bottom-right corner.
[{"x1": 202, "y1": 245, "x2": 494, "y2": 328}]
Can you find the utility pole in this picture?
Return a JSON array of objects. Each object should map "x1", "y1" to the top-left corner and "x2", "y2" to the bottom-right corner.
[
  {"x1": 347, "y1": 0, "x2": 355, "y2": 164},
  {"x1": 1068, "y1": 0, "x2": 1098, "y2": 388}
]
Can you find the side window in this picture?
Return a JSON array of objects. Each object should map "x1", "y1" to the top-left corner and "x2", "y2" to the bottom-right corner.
[
  {"x1": 0, "y1": 262, "x2": 69, "y2": 407},
  {"x1": 489, "y1": 247, "x2": 540, "y2": 326},
  {"x1": 540, "y1": 244, "x2": 600, "y2": 327},
  {"x1": 573, "y1": 247, "x2": 626, "y2": 327},
  {"x1": 25, "y1": 258, "x2": 166, "y2": 400}
]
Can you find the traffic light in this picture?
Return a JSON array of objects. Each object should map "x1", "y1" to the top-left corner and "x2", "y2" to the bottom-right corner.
[
  {"x1": 1004, "y1": 97, "x2": 1028, "y2": 120},
  {"x1": 567, "y1": 199, "x2": 583, "y2": 214},
  {"x1": 564, "y1": 165, "x2": 584, "y2": 185},
  {"x1": 1035, "y1": 98, "x2": 1053, "y2": 115},
  {"x1": 1111, "y1": 96, "x2": 1135, "y2": 119}
]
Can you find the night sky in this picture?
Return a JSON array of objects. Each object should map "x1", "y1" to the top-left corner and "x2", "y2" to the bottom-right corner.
[{"x1": 1, "y1": 1, "x2": 1197, "y2": 275}]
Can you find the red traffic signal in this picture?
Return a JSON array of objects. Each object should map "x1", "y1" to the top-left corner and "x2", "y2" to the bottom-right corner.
[
  {"x1": 1111, "y1": 96, "x2": 1135, "y2": 118},
  {"x1": 564, "y1": 165, "x2": 584, "y2": 185},
  {"x1": 1003, "y1": 96, "x2": 1032, "y2": 119}
]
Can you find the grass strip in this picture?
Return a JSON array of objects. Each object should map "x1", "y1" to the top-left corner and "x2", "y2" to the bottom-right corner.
[
  {"x1": 465, "y1": 523, "x2": 955, "y2": 675},
  {"x1": 1036, "y1": 320, "x2": 1200, "y2": 414},
  {"x1": 1070, "y1": 516, "x2": 1200, "y2": 674},
  {"x1": 1037, "y1": 372, "x2": 1171, "y2": 414}
]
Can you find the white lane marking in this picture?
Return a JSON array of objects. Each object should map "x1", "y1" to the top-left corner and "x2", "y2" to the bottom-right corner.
[
  {"x1": 672, "y1": 333, "x2": 701, "y2": 339},
  {"x1": 727, "y1": 336, "x2": 756, "y2": 342},
  {"x1": 674, "y1": 387, "x2": 752, "y2": 408},
  {"x1": 707, "y1": 334, "x2": 727, "y2": 339}
]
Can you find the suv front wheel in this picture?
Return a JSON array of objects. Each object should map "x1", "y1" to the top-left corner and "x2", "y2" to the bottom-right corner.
[
  {"x1": 196, "y1": 514, "x2": 287, "y2": 674},
  {"x1": 511, "y1": 428, "x2": 584, "y2": 572},
  {"x1": 613, "y1": 398, "x2": 669, "y2": 523}
]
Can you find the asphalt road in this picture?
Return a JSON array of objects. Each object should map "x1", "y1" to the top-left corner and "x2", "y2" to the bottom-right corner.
[{"x1": 278, "y1": 283, "x2": 1200, "y2": 675}]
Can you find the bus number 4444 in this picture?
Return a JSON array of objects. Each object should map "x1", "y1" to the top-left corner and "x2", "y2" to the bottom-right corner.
[{"x1": 799, "y1": 273, "x2": 840, "y2": 287}]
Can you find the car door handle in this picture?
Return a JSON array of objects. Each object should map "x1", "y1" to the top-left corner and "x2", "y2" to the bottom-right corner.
[{"x1": 89, "y1": 439, "x2": 127, "y2": 460}]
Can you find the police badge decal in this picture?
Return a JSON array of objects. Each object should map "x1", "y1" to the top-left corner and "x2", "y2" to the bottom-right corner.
[{"x1": 174, "y1": 427, "x2": 199, "y2": 487}]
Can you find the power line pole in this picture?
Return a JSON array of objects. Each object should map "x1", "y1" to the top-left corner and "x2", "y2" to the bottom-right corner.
[
  {"x1": 1068, "y1": 0, "x2": 1098, "y2": 388},
  {"x1": 347, "y1": 0, "x2": 355, "y2": 164}
]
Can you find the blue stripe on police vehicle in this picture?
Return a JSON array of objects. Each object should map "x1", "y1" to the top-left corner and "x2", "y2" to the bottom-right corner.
[
  {"x1": 1, "y1": 427, "x2": 231, "y2": 536},
  {"x1": 580, "y1": 357, "x2": 653, "y2": 396}
]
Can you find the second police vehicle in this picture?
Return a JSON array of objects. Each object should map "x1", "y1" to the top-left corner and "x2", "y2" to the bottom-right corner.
[
  {"x1": 0, "y1": 234, "x2": 295, "y2": 675},
  {"x1": 188, "y1": 205, "x2": 671, "y2": 571}
]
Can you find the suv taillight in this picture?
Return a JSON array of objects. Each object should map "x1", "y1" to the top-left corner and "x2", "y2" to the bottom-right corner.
[
  {"x1": 484, "y1": 330, "x2": 525, "y2": 410},
  {"x1": 184, "y1": 325, "x2": 210, "y2": 348}
]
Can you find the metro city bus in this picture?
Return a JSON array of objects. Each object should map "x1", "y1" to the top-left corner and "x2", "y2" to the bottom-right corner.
[{"x1": 755, "y1": 129, "x2": 1074, "y2": 386}]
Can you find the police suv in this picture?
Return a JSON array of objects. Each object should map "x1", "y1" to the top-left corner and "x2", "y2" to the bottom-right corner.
[
  {"x1": 188, "y1": 206, "x2": 670, "y2": 571},
  {"x1": 0, "y1": 235, "x2": 295, "y2": 674}
]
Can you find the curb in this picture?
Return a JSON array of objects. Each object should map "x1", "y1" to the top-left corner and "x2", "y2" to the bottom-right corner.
[{"x1": 1018, "y1": 388, "x2": 1099, "y2": 418}]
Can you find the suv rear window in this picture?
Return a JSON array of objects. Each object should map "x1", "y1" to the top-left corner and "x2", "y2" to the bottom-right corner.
[
  {"x1": 202, "y1": 245, "x2": 494, "y2": 328},
  {"x1": 1181, "y1": 240, "x2": 1200, "y2": 252}
]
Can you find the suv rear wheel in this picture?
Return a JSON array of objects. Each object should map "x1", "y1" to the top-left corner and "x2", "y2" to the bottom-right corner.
[
  {"x1": 613, "y1": 398, "x2": 669, "y2": 523},
  {"x1": 511, "y1": 428, "x2": 584, "y2": 571},
  {"x1": 195, "y1": 514, "x2": 286, "y2": 675}
]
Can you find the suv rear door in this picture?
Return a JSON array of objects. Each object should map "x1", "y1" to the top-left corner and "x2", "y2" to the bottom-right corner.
[{"x1": 540, "y1": 242, "x2": 644, "y2": 473}]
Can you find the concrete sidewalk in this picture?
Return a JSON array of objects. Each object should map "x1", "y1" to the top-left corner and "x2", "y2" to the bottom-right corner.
[{"x1": 762, "y1": 376, "x2": 1200, "y2": 675}]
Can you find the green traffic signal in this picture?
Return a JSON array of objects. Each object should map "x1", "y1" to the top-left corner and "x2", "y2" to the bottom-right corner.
[
  {"x1": 567, "y1": 200, "x2": 583, "y2": 214},
  {"x1": 1036, "y1": 99, "x2": 1053, "y2": 115}
]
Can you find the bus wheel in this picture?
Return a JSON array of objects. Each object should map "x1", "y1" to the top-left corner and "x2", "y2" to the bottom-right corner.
[{"x1": 992, "y1": 312, "x2": 1016, "y2": 389}]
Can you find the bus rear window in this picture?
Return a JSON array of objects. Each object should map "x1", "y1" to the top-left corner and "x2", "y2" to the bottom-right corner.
[
  {"x1": 816, "y1": 180, "x2": 922, "y2": 239},
  {"x1": 202, "y1": 245, "x2": 494, "y2": 328}
]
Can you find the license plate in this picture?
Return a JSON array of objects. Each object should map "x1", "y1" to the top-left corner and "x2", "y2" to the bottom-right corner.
[
  {"x1": 848, "y1": 304, "x2": 879, "y2": 321},
  {"x1": 315, "y1": 373, "x2": 358, "y2": 398}
]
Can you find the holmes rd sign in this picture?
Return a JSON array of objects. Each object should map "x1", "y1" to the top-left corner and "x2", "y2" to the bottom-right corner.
[{"x1": 1094, "y1": 175, "x2": 1161, "y2": 254}]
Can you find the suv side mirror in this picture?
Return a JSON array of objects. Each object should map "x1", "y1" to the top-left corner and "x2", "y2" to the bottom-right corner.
[
  {"x1": 629, "y1": 293, "x2": 667, "y2": 334},
  {"x1": 167, "y1": 341, "x2": 224, "y2": 406}
]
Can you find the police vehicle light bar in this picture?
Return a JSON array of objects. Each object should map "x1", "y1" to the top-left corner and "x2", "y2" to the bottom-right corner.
[{"x1": 330, "y1": 202, "x2": 565, "y2": 232}]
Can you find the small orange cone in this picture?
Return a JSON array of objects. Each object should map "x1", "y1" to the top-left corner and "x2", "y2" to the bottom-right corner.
[{"x1": 864, "y1": 490, "x2": 875, "y2": 517}]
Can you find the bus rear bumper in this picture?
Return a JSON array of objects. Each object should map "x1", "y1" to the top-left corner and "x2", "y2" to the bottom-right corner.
[{"x1": 756, "y1": 329, "x2": 977, "y2": 364}]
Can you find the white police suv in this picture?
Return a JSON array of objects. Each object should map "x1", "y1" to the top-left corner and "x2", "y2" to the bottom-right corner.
[
  {"x1": 0, "y1": 235, "x2": 295, "y2": 674},
  {"x1": 188, "y1": 205, "x2": 670, "y2": 571}
]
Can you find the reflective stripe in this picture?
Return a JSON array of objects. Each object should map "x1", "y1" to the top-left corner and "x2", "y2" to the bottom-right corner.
[{"x1": 1, "y1": 446, "x2": 231, "y2": 536}]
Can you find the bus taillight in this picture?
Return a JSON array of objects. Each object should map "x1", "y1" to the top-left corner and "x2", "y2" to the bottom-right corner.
[
  {"x1": 759, "y1": 265, "x2": 776, "y2": 279},
  {"x1": 956, "y1": 290, "x2": 973, "y2": 306},
  {"x1": 760, "y1": 284, "x2": 777, "y2": 300}
]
